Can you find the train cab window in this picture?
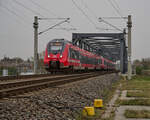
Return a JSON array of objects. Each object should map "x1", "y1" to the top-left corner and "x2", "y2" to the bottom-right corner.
[
  {"x1": 47, "y1": 42, "x2": 64, "y2": 54},
  {"x1": 51, "y1": 46, "x2": 62, "y2": 51}
]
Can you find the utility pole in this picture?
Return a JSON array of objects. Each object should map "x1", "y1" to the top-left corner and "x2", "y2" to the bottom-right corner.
[
  {"x1": 33, "y1": 16, "x2": 38, "y2": 74},
  {"x1": 33, "y1": 17, "x2": 70, "y2": 74},
  {"x1": 127, "y1": 15, "x2": 132, "y2": 80}
]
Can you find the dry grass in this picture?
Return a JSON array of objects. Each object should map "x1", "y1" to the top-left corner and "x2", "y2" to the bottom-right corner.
[
  {"x1": 124, "y1": 109, "x2": 150, "y2": 118},
  {"x1": 127, "y1": 90, "x2": 150, "y2": 98},
  {"x1": 116, "y1": 99, "x2": 150, "y2": 106},
  {"x1": 76, "y1": 109, "x2": 105, "y2": 120},
  {"x1": 122, "y1": 76, "x2": 150, "y2": 90}
]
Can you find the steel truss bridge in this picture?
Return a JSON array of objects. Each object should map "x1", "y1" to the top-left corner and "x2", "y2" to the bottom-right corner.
[{"x1": 72, "y1": 32, "x2": 127, "y2": 73}]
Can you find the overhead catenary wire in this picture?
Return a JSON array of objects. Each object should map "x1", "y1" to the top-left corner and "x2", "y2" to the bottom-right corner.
[
  {"x1": 1, "y1": 5, "x2": 31, "y2": 26},
  {"x1": 13, "y1": 0, "x2": 44, "y2": 17},
  {"x1": 39, "y1": 18, "x2": 70, "y2": 35},
  {"x1": 29, "y1": 0, "x2": 76, "y2": 31},
  {"x1": 13, "y1": 0, "x2": 76, "y2": 32},
  {"x1": 107, "y1": 0, "x2": 125, "y2": 20},
  {"x1": 71, "y1": 0, "x2": 97, "y2": 28},
  {"x1": 81, "y1": 0, "x2": 98, "y2": 19},
  {"x1": 29, "y1": 0, "x2": 57, "y2": 17},
  {"x1": 99, "y1": 17, "x2": 123, "y2": 32},
  {"x1": 7, "y1": 0, "x2": 32, "y2": 24},
  {"x1": 80, "y1": 0, "x2": 121, "y2": 31},
  {"x1": 113, "y1": 0, "x2": 124, "y2": 15}
]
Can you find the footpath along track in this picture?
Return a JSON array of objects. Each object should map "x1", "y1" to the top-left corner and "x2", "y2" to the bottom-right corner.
[{"x1": 0, "y1": 71, "x2": 113, "y2": 99}]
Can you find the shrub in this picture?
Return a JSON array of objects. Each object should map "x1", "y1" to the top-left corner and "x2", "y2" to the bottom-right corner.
[{"x1": 136, "y1": 66, "x2": 143, "y2": 75}]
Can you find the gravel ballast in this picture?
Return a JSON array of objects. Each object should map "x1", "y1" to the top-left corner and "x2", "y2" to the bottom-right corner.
[{"x1": 0, "y1": 73, "x2": 120, "y2": 120}]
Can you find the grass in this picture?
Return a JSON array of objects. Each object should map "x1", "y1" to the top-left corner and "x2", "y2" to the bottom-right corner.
[
  {"x1": 121, "y1": 75, "x2": 150, "y2": 98},
  {"x1": 76, "y1": 109, "x2": 116, "y2": 120},
  {"x1": 124, "y1": 109, "x2": 150, "y2": 118},
  {"x1": 76, "y1": 109, "x2": 105, "y2": 120},
  {"x1": 75, "y1": 77, "x2": 122, "y2": 120},
  {"x1": 127, "y1": 90, "x2": 150, "y2": 98},
  {"x1": 116, "y1": 99, "x2": 150, "y2": 106},
  {"x1": 121, "y1": 75, "x2": 150, "y2": 90}
]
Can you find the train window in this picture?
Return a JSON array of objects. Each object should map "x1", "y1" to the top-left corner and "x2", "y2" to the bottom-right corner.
[
  {"x1": 104, "y1": 60, "x2": 107, "y2": 65},
  {"x1": 74, "y1": 50, "x2": 79, "y2": 60},
  {"x1": 78, "y1": 53, "x2": 81, "y2": 60},
  {"x1": 71, "y1": 51, "x2": 75, "y2": 59},
  {"x1": 69, "y1": 48, "x2": 78, "y2": 59},
  {"x1": 69, "y1": 48, "x2": 72, "y2": 58},
  {"x1": 80, "y1": 54, "x2": 84, "y2": 64},
  {"x1": 51, "y1": 46, "x2": 62, "y2": 51},
  {"x1": 47, "y1": 42, "x2": 64, "y2": 54},
  {"x1": 99, "y1": 59, "x2": 102, "y2": 64}
]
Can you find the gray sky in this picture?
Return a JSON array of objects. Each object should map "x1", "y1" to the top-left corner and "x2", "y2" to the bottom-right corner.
[{"x1": 0, "y1": 0, "x2": 149, "y2": 60}]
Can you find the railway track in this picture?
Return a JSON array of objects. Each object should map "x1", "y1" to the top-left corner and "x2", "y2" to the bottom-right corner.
[
  {"x1": 0, "y1": 71, "x2": 90, "y2": 81},
  {"x1": 0, "y1": 71, "x2": 112, "y2": 99},
  {"x1": 0, "y1": 73, "x2": 59, "y2": 81}
]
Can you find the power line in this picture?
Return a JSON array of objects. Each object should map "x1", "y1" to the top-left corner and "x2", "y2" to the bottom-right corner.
[
  {"x1": 30, "y1": 0, "x2": 77, "y2": 31},
  {"x1": 13, "y1": 0, "x2": 44, "y2": 17},
  {"x1": 113, "y1": 0, "x2": 124, "y2": 15},
  {"x1": 80, "y1": 0, "x2": 120, "y2": 31},
  {"x1": 0, "y1": 5, "x2": 31, "y2": 31},
  {"x1": 99, "y1": 18, "x2": 123, "y2": 32},
  {"x1": 29, "y1": 0, "x2": 77, "y2": 31},
  {"x1": 7, "y1": 0, "x2": 31, "y2": 24},
  {"x1": 107, "y1": 0, "x2": 125, "y2": 20},
  {"x1": 1, "y1": 5, "x2": 30, "y2": 25},
  {"x1": 29, "y1": 0, "x2": 57, "y2": 17},
  {"x1": 71, "y1": 0, "x2": 97, "y2": 28},
  {"x1": 81, "y1": 0, "x2": 98, "y2": 19},
  {"x1": 39, "y1": 18, "x2": 70, "y2": 35}
]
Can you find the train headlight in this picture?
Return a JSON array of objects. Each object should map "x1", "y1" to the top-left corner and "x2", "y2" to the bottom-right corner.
[
  {"x1": 48, "y1": 54, "x2": 50, "y2": 58},
  {"x1": 60, "y1": 54, "x2": 63, "y2": 58}
]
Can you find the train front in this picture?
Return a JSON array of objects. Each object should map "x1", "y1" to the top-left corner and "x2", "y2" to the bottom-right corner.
[{"x1": 44, "y1": 39, "x2": 67, "y2": 71}]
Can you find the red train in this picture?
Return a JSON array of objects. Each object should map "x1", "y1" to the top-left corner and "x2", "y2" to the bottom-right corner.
[{"x1": 44, "y1": 39, "x2": 115, "y2": 72}]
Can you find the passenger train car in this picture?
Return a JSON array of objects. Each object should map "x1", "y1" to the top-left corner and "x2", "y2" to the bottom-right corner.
[{"x1": 44, "y1": 39, "x2": 115, "y2": 72}]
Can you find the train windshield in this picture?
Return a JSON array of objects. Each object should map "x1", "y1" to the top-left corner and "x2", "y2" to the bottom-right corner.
[
  {"x1": 51, "y1": 46, "x2": 62, "y2": 51},
  {"x1": 48, "y1": 42, "x2": 63, "y2": 54}
]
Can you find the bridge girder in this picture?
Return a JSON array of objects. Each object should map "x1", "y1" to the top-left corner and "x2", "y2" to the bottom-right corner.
[{"x1": 72, "y1": 33, "x2": 128, "y2": 73}]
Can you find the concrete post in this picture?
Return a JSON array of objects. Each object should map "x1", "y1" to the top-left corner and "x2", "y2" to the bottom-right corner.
[
  {"x1": 127, "y1": 15, "x2": 132, "y2": 80},
  {"x1": 33, "y1": 16, "x2": 38, "y2": 74}
]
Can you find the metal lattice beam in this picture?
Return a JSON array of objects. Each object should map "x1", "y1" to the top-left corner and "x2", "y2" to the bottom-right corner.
[{"x1": 72, "y1": 32, "x2": 127, "y2": 73}]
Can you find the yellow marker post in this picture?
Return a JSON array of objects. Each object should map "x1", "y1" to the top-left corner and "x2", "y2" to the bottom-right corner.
[
  {"x1": 94, "y1": 99, "x2": 103, "y2": 108},
  {"x1": 82, "y1": 107, "x2": 95, "y2": 116}
]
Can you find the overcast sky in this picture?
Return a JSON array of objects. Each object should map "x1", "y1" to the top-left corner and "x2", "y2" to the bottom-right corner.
[{"x1": 0, "y1": 0, "x2": 149, "y2": 60}]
